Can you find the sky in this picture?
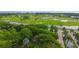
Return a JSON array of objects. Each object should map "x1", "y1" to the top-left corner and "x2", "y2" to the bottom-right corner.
[{"x1": 0, "y1": 0, "x2": 79, "y2": 11}]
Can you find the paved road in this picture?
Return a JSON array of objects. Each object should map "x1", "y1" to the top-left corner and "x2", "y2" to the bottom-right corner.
[
  {"x1": 55, "y1": 26, "x2": 79, "y2": 30},
  {"x1": 57, "y1": 29, "x2": 64, "y2": 47}
]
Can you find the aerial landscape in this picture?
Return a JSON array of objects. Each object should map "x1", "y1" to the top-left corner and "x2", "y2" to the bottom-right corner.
[{"x1": 0, "y1": 11, "x2": 79, "y2": 48}]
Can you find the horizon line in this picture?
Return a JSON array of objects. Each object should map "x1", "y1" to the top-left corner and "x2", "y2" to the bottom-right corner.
[{"x1": 0, "y1": 11, "x2": 79, "y2": 13}]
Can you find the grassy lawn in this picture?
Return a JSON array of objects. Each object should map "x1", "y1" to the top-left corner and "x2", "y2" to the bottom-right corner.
[{"x1": 1, "y1": 14, "x2": 79, "y2": 26}]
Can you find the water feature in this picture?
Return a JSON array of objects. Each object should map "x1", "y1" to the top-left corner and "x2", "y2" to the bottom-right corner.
[{"x1": 66, "y1": 39, "x2": 74, "y2": 48}]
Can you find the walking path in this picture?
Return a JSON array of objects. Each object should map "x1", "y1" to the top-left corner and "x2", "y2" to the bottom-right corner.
[{"x1": 57, "y1": 29, "x2": 64, "y2": 47}]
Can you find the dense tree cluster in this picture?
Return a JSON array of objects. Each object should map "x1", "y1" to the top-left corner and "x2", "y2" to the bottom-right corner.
[{"x1": 0, "y1": 22, "x2": 61, "y2": 48}]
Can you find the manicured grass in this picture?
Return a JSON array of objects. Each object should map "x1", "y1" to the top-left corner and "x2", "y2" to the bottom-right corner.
[
  {"x1": 1, "y1": 14, "x2": 79, "y2": 26},
  {"x1": 21, "y1": 19, "x2": 79, "y2": 26}
]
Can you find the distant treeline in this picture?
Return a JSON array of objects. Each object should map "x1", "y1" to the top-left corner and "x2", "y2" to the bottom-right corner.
[{"x1": 0, "y1": 12, "x2": 79, "y2": 17}]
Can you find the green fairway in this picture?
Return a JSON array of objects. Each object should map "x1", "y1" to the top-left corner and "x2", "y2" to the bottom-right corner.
[{"x1": 0, "y1": 13, "x2": 79, "y2": 26}]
